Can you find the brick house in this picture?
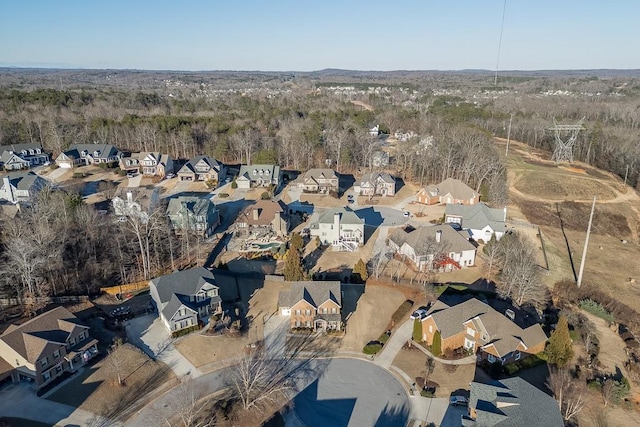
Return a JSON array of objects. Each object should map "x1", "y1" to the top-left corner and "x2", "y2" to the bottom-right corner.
[
  {"x1": 354, "y1": 172, "x2": 396, "y2": 197},
  {"x1": 0, "y1": 307, "x2": 98, "y2": 389},
  {"x1": 278, "y1": 281, "x2": 342, "y2": 332},
  {"x1": 420, "y1": 298, "x2": 547, "y2": 365},
  {"x1": 298, "y1": 168, "x2": 339, "y2": 194},
  {"x1": 416, "y1": 178, "x2": 480, "y2": 205}
]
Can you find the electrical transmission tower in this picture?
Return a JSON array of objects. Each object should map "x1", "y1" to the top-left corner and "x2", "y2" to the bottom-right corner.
[{"x1": 548, "y1": 118, "x2": 585, "y2": 163}]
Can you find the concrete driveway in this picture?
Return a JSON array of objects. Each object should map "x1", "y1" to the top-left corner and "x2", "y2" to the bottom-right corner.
[
  {"x1": 0, "y1": 382, "x2": 109, "y2": 426},
  {"x1": 126, "y1": 174, "x2": 143, "y2": 188},
  {"x1": 263, "y1": 314, "x2": 289, "y2": 358},
  {"x1": 125, "y1": 314, "x2": 201, "y2": 379}
]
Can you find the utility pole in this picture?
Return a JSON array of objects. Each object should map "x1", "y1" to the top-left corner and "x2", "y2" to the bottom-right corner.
[
  {"x1": 624, "y1": 164, "x2": 629, "y2": 187},
  {"x1": 577, "y1": 196, "x2": 596, "y2": 288},
  {"x1": 505, "y1": 113, "x2": 513, "y2": 157}
]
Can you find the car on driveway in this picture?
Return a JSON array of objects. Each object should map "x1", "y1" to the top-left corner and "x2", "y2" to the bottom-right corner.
[
  {"x1": 450, "y1": 395, "x2": 468, "y2": 406},
  {"x1": 403, "y1": 211, "x2": 410, "y2": 217},
  {"x1": 410, "y1": 308, "x2": 428, "y2": 320}
]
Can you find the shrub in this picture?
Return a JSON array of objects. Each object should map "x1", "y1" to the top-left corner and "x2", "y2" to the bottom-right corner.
[
  {"x1": 504, "y1": 364, "x2": 520, "y2": 375},
  {"x1": 217, "y1": 193, "x2": 229, "y2": 198},
  {"x1": 420, "y1": 390, "x2": 434, "y2": 398},
  {"x1": 231, "y1": 179, "x2": 238, "y2": 189},
  {"x1": 431, "y1": 330, "x2": 442, "y2": 356},
  {"x1": 363, "y1": 342, "x2": 383, "y2": 355},
  {"x1": 72, "y1": 172, "x2": 86, "y2": 179},
  {"x1": 49, "y1": 163, "x2": 59, "y2": 170},
  {"x1": 260, "y1": 191, "x2": 270, "y2": 200},
  {"x1": 413, "y1": 319, "x2": 423, "y2": 342},
  {"x1": 378, "y1": 332, "x2": 391, "y2": 345},
  {"x1": 392, "y1": 300, "x2": 414, "y2": 324},
  {"x1": 98, "y1": 163, "x2": 108, "y2": 169},
  {"x1": 171, "y1": 324, "x2": 200, "y2": 338},
  {"x1": 580, "y1": 298, "x2": 615, "y2": 323}
]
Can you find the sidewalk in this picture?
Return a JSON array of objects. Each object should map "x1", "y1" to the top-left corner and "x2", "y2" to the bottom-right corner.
[{"x1": 374, "y1": 319, "x2": 412, "y2": 368}]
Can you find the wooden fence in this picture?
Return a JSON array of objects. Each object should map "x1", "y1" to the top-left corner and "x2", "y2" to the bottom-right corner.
[{"x1": 100, "y1": 281, "x2": 149, "y2": 296}]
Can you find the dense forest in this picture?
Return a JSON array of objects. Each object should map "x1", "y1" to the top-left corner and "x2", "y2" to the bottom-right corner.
[{"x1": 1, "y1": 68, "x2": 640, "y2": 303}]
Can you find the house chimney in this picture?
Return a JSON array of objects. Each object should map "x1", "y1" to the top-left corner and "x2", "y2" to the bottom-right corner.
[
  {"x1": 253, "y1": 208, "x2": 260, "y2": 221},
  {"x1": 126, "y1": 191, "x2": 133, "y2": 203},
  {"x1": 435, "y1": 229, "x2": 442, "y2": 243},
  {"x1": 334, "y1": 212, "x2": 340, "y2": 230},
  {"x1": 2, "y1": 176, "x2": 14, "y2": 203}
]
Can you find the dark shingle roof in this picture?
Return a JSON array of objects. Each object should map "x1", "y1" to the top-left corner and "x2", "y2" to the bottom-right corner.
[
  {"x1": 467, "y1": 377, "x2": 563, "y2": 427},
  {"x1": 278, "y1": 281, "x2": 341, "y2": 309},
  {"x1": 445, "y1": 203, "x2": 507, "y2": 233},
  {"x1": 388, "y1": 224, "x2": 475, "y2": 254}
]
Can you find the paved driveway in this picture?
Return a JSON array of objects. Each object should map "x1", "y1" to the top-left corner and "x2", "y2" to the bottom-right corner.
[
  {"x1": 126, "y1": 174, "x2": 143, "y2": 188},
  {"x1": 288, "y1": 358, "x2": 410, "y2": 427},
  {"x1": 263, "y1": 314, "x2": 289, "y2": 358},
  {"x1": 0, "y1": 382, "x2": 109, "y2": 426},
  {"x1": 125, "y1": 314, "x2": 201, "y2": 379}
]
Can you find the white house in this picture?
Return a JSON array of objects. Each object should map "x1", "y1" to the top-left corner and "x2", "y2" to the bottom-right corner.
[
  {"x1": 309, "y1": 207, "x2": 365, "y2": 252},
  {"x1": 237, "y1": 164, "x2": 281, "y2": 189},
  {"x1": 444, "y1": 202, "x2": 507, "y2": 243},
  {"x1": 0, "y1": 172, "x2": 48, "y2": 204},
  {"x1": 388, "y1": 224, "x2": 476, "y2": 271}
]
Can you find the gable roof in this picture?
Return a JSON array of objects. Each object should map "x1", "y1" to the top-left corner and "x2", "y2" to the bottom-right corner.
[
  {"x1": 422, "y1": 178, "x2": 477, "y2": 200},
  {"x1": 113, "y1": 186, "x2": 160, "y2": 212},
  {"x1": 278, "y1": 281, "x2": 342, "y2": 309},
  {"x1": 140, "y1": 152, "x2": 172, "y2": 165},
  {"x1": 0, "y1": 143, "x2": 45, "y2": 156},
  {"x1": 388, "y1": 224, "x2": 475, "y2": 254},
  {"x1": 166, "y1": 195, "x2": 216, "y2": 217},
  {"x1": 238, "y1": 164, "x2": 281, "y2": 182},
  {"x1": 2, "y1": 172, "x2": 48, "y2": 192},
  {"x1": 358, "y1": 171, "x2": 395, "y2": 185},
  {"x1": 425, "y1": 298, "x2": 546, "y2": 356},
  {"x1": 66, "y1": 144, "x2": 121, "y2": 160},
  {"x1": 445, "y1": 203, "x2": 507, "y2": 233},
  {"x1": 302, "y1": 168, "x2": 338, "y2": 182},
  {"x1": 0, "y1": 151, "x2": 31, "y2": 164},
  {"x1": 0, "y1": 306, "x2": 88, "y2": 364},
  {"x1": 237, "y1": 199, "x2": 286, "y2": 226},
  {"x1": 311, "y1": 207, "x2": 363, "y2": 227},
  {"x1": 178, "y1": 156, "x2": 222, "y2": 175},
  {"x1": 464, "y1": 377, "x2": 563, "y2": 427}
]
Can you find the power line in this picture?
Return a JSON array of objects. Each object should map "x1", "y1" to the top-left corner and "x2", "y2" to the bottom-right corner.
[{"x1": 495, "y1": 0, "x2": 507, "y2": 87}]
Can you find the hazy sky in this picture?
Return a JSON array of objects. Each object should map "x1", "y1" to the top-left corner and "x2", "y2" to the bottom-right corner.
[{"x1": 1, "y1": 0, "x2": 638, "y2": 71}]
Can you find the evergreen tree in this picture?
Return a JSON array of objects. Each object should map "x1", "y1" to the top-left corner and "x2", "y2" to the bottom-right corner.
[
  {"x1": 353, "y1": 258, "x2": 368, "y2": 283},
  {"x1": 284, "y1": 249, "x2": 305, "y2": 281},
  {"x1": 546, "y1": 316, "x2": 574, "y2": 368},
  {"x1": 290, "y1": 233, "x2": 304, "y2": 253},
  {"x1": 431, "y1": 330, "x2": 442, "y2": 356},
  {"x1": 413, "y1": 319, "x2": 423, "y2": 342}
]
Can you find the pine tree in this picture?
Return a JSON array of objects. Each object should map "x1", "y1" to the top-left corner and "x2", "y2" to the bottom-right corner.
[
  {"x1": 546, "y1": 316, "x2": 574, "y2": 368},
  {"x1": 431, "y1": 330, "x2": 442, "y2": 356},
  {"x1": 284, "y1": 249, "x2": 305, "y2": 281},
  {"x1": 353, "y1": 258, "x2": 368, "y2": 283},
  {"x1": 413, "y1": 319, "x2": 423, "y2": 342}
]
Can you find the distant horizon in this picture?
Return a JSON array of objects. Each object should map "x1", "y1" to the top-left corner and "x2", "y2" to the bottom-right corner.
[{"x1": 2, "y1": 1, "x2": 639, "y2": 71}]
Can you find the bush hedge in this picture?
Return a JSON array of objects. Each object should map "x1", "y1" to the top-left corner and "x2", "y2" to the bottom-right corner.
[
  {"x1": 363, "y1": 342, "x2": 383, "y2": 355},
  {"x1": 579, "y1": 298, "x2": 615, "y2": 323},
  {"x1": 171, "y1": 324, "x2": 200, "y2": 338},
  {"x1": 392, "y1": 300, "x2": 414, "y2": 324}
]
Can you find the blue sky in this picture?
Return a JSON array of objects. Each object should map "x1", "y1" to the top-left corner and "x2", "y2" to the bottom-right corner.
[{"x1": 0, "y1": 0, "x2": 638, "y2": 71}]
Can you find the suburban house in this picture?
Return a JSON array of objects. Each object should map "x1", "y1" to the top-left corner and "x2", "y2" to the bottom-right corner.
[
  {"x1": 463, "y1": 377, "x2": 563, "y2": 427},
  {"x1": 0, "y1": 306, "x2": 98, "y2": 389},
  {"x1": 368, "y1": 125, "x2": 380, "y2": 136},
  {"x1": 309, "y1": 207, "x2": 365, "y2": 251},
  {"x1": 0, "y1": 172, "x2": 48, "y2": 204},
  {"x1": 138, "y1": 152, "x2": 174, "y2": 177},
  {"x1": 278, "y1": 281, "x2": 342, "y2": 331},
  {"x1": 118, "y1": 153, "x2": 141, "y2": 175},
  {"x1": 178, "y1": 156, "x2": 225, "y2": 184},
  {"x1": 149, "y1": 267, "x2": 223, "y2": 333},
  {"x1": 0, "y1": 143, "x2": 49, "y2": 170},
  {"x1": 445, "y1": 202, "x2": 508, "y2": 242},
  {"x1": 167, "y1": 196, "x2": 220, "y2": 237},
  {"x1": 417, "y1": 178, "x2": 480, "y2": 205},
  {"x1": 420, "y1": 298, "x2": 547, "y2": 365},
  {"x1": 354, "y1": 172, "x2": 396, "y2": 197},
  {"x1": 236, "y1": 199, "x2": 288, "y2": 237},
  {"x1": 298, "y1": 168, "x2": 339, "y2": 194},
  {"x1": 55, "y1": 143, "x2": 122, "y2": 168},
  {"x1": 388, "y1": 224, "x2": 476, "y2": 271},
  {"x1": 112, "y1": 187, "x2": 160, "y2": 218},
  {"x1": 237, "y1": 164, "x2": 281, "y2": 189}
]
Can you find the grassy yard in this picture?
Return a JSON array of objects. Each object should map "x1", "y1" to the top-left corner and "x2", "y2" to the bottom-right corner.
[{"x1": 46, "y1": 343, "x2": 176, "y2": 419}]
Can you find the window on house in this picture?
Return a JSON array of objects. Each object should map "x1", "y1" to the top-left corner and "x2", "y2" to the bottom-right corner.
[
  {"x1": 487, "y1": 354, "x2": 496, "y2": 363},
  {"x1": 515, "y1": 351, "x2": 521, "y2": 361},
  {"x1": 306, "y1": 321, "x2": 311, "y2": 328},
  {"x1": 53, "y1": 350, "x2": 60, "y2": 359},
  {"x1": 295, "y1": 320, "x2": 301, "y2": 327},
  {"x1": 40, "y1": 358, "x2": 48, "y2": 368},
  {"x1": 466, "y1": 327, "x2": 474, "y2": 336},
  {"x1": 305, "y1": 309, "x2": 311, "y2": 316},
  {"x1": 295, "y1": 309, "x2": 301, "y2": 315},
  {"x1": 429, "y1": 325, "x2": 433, "y2": 333},
  {"x1": 331, "y1": 308, "x2": 337, "y2": 314},
  {"x1": 55, "y1": 364, "x2": 63, "y2": 374},
  {"x1": 43, "y1": 371, "x2": 51, "y2": 381}
]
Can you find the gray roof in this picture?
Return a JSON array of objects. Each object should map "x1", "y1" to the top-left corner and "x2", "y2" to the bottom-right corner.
[
  {"x1": 310, "y1": 207, "x2": 363, "y2": 227},
  {"x1": 0, "y1": 143, "x2": 45, "y2": 155},
  {"x1": 465, "y1": 377, "x2": 563, "y2": 427},
  {"x1": 301, "y1": 168, "x2": 338, "y2": 182},
  {"x1": 0, "y1": 150, "x2": 30, "y2": 164},
  {"x1": 238, "y1": 164, "x2": 281, "y2": 181},
  {"x1": 2, "y1": 172, "x2": 48, "y2": 193},
  {"x1": 65, "y1": 143, "x2": 121, "y2": 160},
  {"x1": 388, "y1": 224, "x2": 475, "y2": 255},
  {"x1": 445, "y1": 203, "x2": 507, "y2": 233},
  {"x1": 425, "y1": 298, "x2": 546, "y2": 355},
  {"x1": 178, "y1": 156, "x2": 222, "y2": 175},
  {"x1": 166, "y1": 195, "x2": 216, "y2": 217},
  {"x1": 113, "y1": 186, "x2": 160, "y2": 212},
  {"x1": 278, "y1": 281, "x2": 341, "y2": 309},
  {"x1": 150, "y1": 267, "x2": 222, "y2": 320},
  {"x1": 422, "y1": 178, "x2": 477, "y2": 200},
  {"x1": 358, "y1": 171, "x2": 395, "y2": 185}
]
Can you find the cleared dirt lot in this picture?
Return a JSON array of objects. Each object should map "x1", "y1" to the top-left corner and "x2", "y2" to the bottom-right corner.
[
  {"x1": 175, "y1": 279, "x2": 289, "y2": 371},
  {"x1": 46, "y1": 343, "x2": 176, "y2": 417},
  {"x1": 341, "y1": 284, "x2": 406, "y2": 351}
]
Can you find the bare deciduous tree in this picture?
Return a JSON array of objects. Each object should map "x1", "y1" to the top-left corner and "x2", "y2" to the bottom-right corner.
[{"x1": 547, "y1": 367, "x2": 586, "y2": 422}]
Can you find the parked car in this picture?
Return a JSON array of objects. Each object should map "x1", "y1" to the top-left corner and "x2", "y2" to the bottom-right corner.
[
  {"x1": 165, "y1": 173, "x2": 175, "y2": 179},
  {"x1": 410, "y1": 308, "x2": 428, "y2": 320},
  {"x1": 403, "y1": 211, "x2": 410, "y2": 217},
  {"x1": 450, "y1": 396, "x2": 468, "y2": 406}
]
